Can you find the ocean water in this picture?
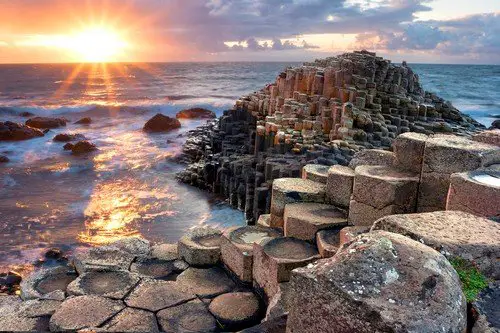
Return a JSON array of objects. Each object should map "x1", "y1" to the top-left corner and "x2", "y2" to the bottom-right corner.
[{"x1": 0, "y1": 62, "x2": 498, "y2": 272}]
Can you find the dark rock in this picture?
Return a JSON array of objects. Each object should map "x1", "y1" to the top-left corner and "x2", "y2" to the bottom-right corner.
[
  {"x1": 53, "y1": 133, "x2": 86, "y2": 142},
  {"x1": 239, "y1": 314, "x2": 287, "y2": 333},
  {"x1": 490, "y1": 119, "x2": 500, "y2": 130},
  {"x1": 19, "y1": 111, "x2": 34, "y2": 117},
  {"x1": 71, "y1": 141, "x2": 97, "y2": 155},
  {"x1": 144, "y1": 113, "x2": 181, "y2": 132},
  {"x1": 44, "y1": 248, "x2": 63, "y2": 259},
  {"x1": 0, "y1": 155, "x2": 9, "y2": 163},
  {"x1": 2, "y1": 271, "x2": 22, "y2": 286},
  {"x1": 471, "y1": 282, "x2": 500, "y2": 333},
  {"x1": 25, "y1": 117, "x2": 66, "y2": 129},
  {"x1": 63, "y1": 143, "x2": 74, "y2": 151},
  {"x1": 176, "y1": 107, "x2": 216, "y2": 119},
  {"x1": 75, "y1": 117, "x2": 92, "y2": 125},
  {"x1": 43, "y1": 129, "x2": 50, "y2": 134},
  {"x1": 0, "y1": 121, "x2": 44, "y2": 141}
]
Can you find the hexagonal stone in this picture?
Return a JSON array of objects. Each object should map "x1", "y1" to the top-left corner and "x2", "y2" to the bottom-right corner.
[
  {"x1": 15, "y1": 299, "x2": 62, "y2": 318},
  {"x1": 418, "y1": 135, "x2": 500, "y2": 212},
  {"x1": 150, "y1": 243, "x2": 178, "y2": 261},
  {"x1": 253, "y1": 237, "x2": 320, "y2": 301},
  {"x1": 130, "y1": 257, "x2": 185, "y2": 279},
  {"x1": 220, "y1": 226, "x2": 282, "y2": 283},
  {"x1": 157, "y1": 299, "x2": 218, "y2": 333},
  {"x1": 178, "y1": 226, "x2": 222, "y2": 266},
  {"x1": 348, "y1": 149, "x2": 395, "y2": 169},
  {"x1": 67, "y1": 270, "x2": 140, "y2": 299},
  {"x1": 316, "y1": 228, "x2": 343, "y2": 258},
  {"x1": 0, "y1": 314, "x2": 50, "y2": 332},
  {"x1": 0, "y1": 297, "x2": 60, "y2": 332},
  {"x1": 284, "y1": 203, "x2": 347, "y2": 242},
  {"x1": 372, "y1": 210, "x2": 500, "y2": 279},
  {"x1": 125, "y1": 280, "x2": 195, "y2": 312},
  {"x1": 101, "y1": 307, "x2": 159, "y2": 333},
  {"x1": 49, "y1": 295, "x2": 124, "y2": 332},
  {"x1": 392, "y1": 132, "x2": 428, "y2": 173},
  {"x1": 176, "y1": 267, "x2": 235, "y2": 298},
  {"x1": 73, "y1": 246, "x2": 135, "y2": 274},
  {"x1": 270, "y1": 178, "x2": 326, "y2": 228},
  {"x1": 20, "y1": 266, "x2": 77, "y2": 300},
  {"x1": 349, "y1": 165, "x2": 419, "y2": 226},
  {"x1": 302, "y1": 164, "x2": 329, "y2": 183},
  {"x1": 447, "y1": 170, "x2": 500, "y2": 218},
  {"x1": 325, "y1": 165, "x2": 355, "y2": 208},
  {"x1": 208, "y1": 292, "x2": 262, "y2": 331},
  {"x1": 109, "y1": 237, "x2": 151, "y2": 256}
]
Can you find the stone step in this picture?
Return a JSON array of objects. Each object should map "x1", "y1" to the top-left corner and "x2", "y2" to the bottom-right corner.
[
  {"x1": 283, "y1": 203, "x2": 347, "y2": 242},
  {"x1": 270, "y1": 178, "x2": 326, "y2": 228},
  {"x1": 372, "y1": 210, "x2": 500, "y2": 279},
  {"x1": 349, "y1": 165, "x2": 419, "y2": 226},
  {"x1": 220, "y1": 226, "x2": 283, "y2": 283},
  {"x1": 326, "y1": 165, "x2": 355, "y2": 208},
  {"x1": 177, "y1": 226, "x2": 222, "y2": 266},
  {"x1": 301, "y1": 164, "x2": 329, "y2": 183}
]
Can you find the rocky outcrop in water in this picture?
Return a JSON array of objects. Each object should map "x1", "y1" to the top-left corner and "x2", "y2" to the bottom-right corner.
[
  {"x1": 144, "y1": 113, "x2": 181, "y2": 132},
  {"x1": 53, "y1": 133, "x2": 86, "y2": 142},
  {"x1": 70, "y1": 141, "x2": 97, "y2": 155},
  {"x1": 176, "y1": 107, "x2": 216, "y2": 119},
  {"x1": 0, "y1": 121, "x2": 44, "y2": 141},
  {"x1": 25, "y1": 117, "x2": 66, "y2": 129}
]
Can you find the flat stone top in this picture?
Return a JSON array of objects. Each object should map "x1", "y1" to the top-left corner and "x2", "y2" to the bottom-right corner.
[
  {"x1": 395, "y1": 132, "x2": 428, "y2": 143},
  {"x1": 194, "y1": 234, "x2": 222, "y2": 247},
  {"x1": 263, "y1": 237, "x2": 319, "y2": 261},
  {"x1": 355, "y1": 165, "x2": 419, "y2": 181},
  {"x1": 328, "y1": 165, "x2": 355, "y2": 177},
  {"x1": 183, "y1": 226, "x2": 222, "y2": 248},
  {"x1": 317, "y1": 229, "x2": 342, "y2": 246},
  {"x1": 303, "y1": 164, "x2": 329, "y2": 176},
  {"x1": 461, "y1": 170, "x2": 500, "y2": 188},
  {"x1": 285, "y1": 203, "x2": 347, "y2": 225},
  {"x1": 273, "y1": 178, "x2": 326, "y2": 193},
  {"x1": 427, "y1": 134, "x2": 498, "y2": 152},
  {"x1": 227, "y1": 226, "x2": 282, "y2": 249}
]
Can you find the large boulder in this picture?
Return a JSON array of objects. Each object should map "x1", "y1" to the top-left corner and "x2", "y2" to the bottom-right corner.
[
  {"x1": 144, "y1": 113, "x2": 181, "y2": 132},
  {"x1": 176, "y1": 107, "x2": 216, "y2": 119},
  {"x1": 53, "y1": 133, "x2": 86, "y2": 142},
  {"x1": 25, "y1": 117, "x2": 66, "y2": 129},
  {"x1": 71, "y1": 140, "x2": 98, "y2": 155},
  {"x1": 75, "y1": 117, "x2": 92, "y2": 125},
  {"x1": 0, "y1": 121, "x2": 44, "y2": 141},
  {"x1": 286, "y1": 231, "x2": 466, "y2": 333}
]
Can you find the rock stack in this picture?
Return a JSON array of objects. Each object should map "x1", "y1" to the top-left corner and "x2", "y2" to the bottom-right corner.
[{"x1": 177, "y1": 51, "x2": 485, "y2": 224}]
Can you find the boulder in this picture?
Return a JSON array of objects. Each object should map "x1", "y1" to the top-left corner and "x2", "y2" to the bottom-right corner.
[
  {"x1": 49, "y1": 295, "x2": 124, "y2": 332},
  {"x1": 208, "y1": 292, "x2": 262, "y2": 330},
  {"x1": 490, "y1": 119, "x2": 500, "y2": 130},
  {"x1": 286, "y1": 231, "x2": 467, "y2": 333},
  {"x1": 178, "y1": 226, "x2": 222, "y2": 266},
  {"x1": 125, "y1": 280, "x2": 195, "y2": 311},
  {"x1": 372, "y1": 210, "x2": 500, "y2": 279},
  {"x1": 25, "y1": 117, "x2": 66, "y2": 129},
  {"x1": 176, "y1": 107, "x2": 216, "y2": 119},
  {"x1": 53, "y1": 133, "x2": 86, "y2": 142},
  {"x1": 63, "y1": 143, "x2": 74, "y2": 150},
  {"x1": 71, "y1": 140, "x2": 98, "y2": 155},
  {"x1": 143, "y1": 113, "x2": 181, "y2": 132},
  {"x1": 75, "y1": 117, "x2": 92, "y2": 125},
  {"x1": 0, "y1": 121, "x2": 44, "y2": 141},
  {"x1": 157, "y1": 299, "x2": 218, "y2": 332}
]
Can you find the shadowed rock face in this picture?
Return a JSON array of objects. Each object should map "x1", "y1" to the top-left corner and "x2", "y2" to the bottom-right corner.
[
  {"x1": 263, "y1": 238, "x2": 318, "y2": 261},
  {"x1": 286, "y1": 231, "x2": 466, "y2": 333},
  {"x1": 25, "y1": 117, "x2": 66, "y2": 129},
  {"x1": 209, "y1": 292, "x2": 263, "y2": 330},
  {"x1": 53, "y1": 133, "x2": 86, "y2": 142},
  {"x1": 144, "y1": 113, "x2": 181, "y2": 132},
  {"x1": 0, "y1": 121, "x2": 44, "y2": 141},
  {"x1": 176, "y1": 108, "x2": 216, "y2": 119}
]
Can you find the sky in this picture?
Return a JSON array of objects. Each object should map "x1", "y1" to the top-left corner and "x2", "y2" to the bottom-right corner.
[{"x1": 0, "y1": 0, "x2": 498, "y2": 64}]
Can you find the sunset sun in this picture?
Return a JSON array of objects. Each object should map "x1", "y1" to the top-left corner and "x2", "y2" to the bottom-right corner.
[{"x1": 69, "y1": 27, "x2": 128, "y2": 63}]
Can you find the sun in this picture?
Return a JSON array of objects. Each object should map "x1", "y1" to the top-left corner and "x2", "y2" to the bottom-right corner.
[{"x1": 70, "y1": 27, "x2": 128, "y2": 63}]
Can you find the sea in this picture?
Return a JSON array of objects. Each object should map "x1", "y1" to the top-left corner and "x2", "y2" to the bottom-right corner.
[{"x1": 0, "y1": 62, "x2": 498, "y2": 273}]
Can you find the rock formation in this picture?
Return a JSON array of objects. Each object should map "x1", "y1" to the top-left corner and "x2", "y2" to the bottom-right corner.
[
  {"x1": 176, "y1": 107, "x2": 216, "y2": 119},
  {"x1": 0, "y1": 121, "x2": 44, "y2": 141},
  {"x1": 25, "y1": 117, "x2": 67, "y2": 129},
  {"x1": 144, "y1": 113, "x2": 181, "y2": 132}
]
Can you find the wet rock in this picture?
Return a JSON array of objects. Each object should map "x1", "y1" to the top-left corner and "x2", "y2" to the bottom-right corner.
[
  {"x1": 75, "y1": 117, "x2": 92, "y2": 125},
  {"x1": 125, "y1": 280, "x2": 195, "y2": 311},
  {"x1": 176, "y1": 267, "x2": 235, "y2": 298},
  {"x1": 19, "y1": 111, "x2": 34, "y2": 117},
  {"x1": 0, "y1": 155, "x2": 9, "y2": 163},
  {"x1": 63, "y1": 142, "x2": 74, "y2": 150},
  {"x1": 490, "y1": 119, "x2": 500, "y2": 130},
  {"x1": 109, "y1": 237, "x2": 151, "y2": 256},
  {"x1": 176, "y1": 107, "x2": 216, "y2": 119},
  {"x1": 20, "y1": 266, "x2": 77, "y2": 300},
  {"x1": 143, "y1": 113, "x2": 181, "y2": 132},
  {"x1": 372, "y1": 210, "x2": 500, "y2": 279},
  {"x1": 157, "y1": 299, "x2": 218, "y2": 333},
  {"x1": 209, "y1": 292, "x2": 262, "y2": 330},
  {"x1": 0, "y1": 121, "x2": 44, "y2": 141},
  {"x1": 71, "y1": 140, "x2": 98, "y2": 155},
  {"x1": 73, "y1": 246, "x2": 135, "y2": 274},
  {"x1": 49, "y1": 295, "x2": 124, "y2": 332},
  {"x1": 286, "y1": 231, "x2": 467, "y2": 333},
  {"x1": 471, "y1": 282, "x2": 500, "y2": 333},
  {"x1": 67, "y1": 269, "x2": 140, "y2": 299},
  {"x1": 101, "y1": 307, "x2": 160, "y2": 333},
  {"x1": 25, "y1": 117, "x2": 66, "y2": 129},
  {"x1": 178, "y1": 226, "x2": 222, "y2": 266},
  {"x1": 2, "y1": 270, "x2": 22, "y2": 286},
  {"x1": 44, "y1": 248, "x2": 63, "y2": 260},
  {"x1": 53, "y1": 133, "x2": 86, "y2": 142}
]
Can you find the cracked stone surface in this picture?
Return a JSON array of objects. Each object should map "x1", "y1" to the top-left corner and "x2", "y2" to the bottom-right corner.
[
  {"x1": 67, "y1": 270, "x2": 140, "y2": 299},
  {"x1": 125, "y1": 280, "x2": 195, "y2": 311},
  {"x1": 49, "y1": 295, "x2": 124, "y2": 332},
  {"x1": 157, "y1": 299, "x2": 218, "y2": 333},
  {"x1": 209, "y1": 292, "x2": 262, "y2": 330},
  {"x1": 176, "y1": 267, "x2": 235, "y2": 298},
  {"x1": 109, "y1": 237, "x2": 151, "y2": 256},
  {"x1": 73, "y1": 246, "x2": 136, "y2": 274},
  {"x1": 101, "y1": 307, "x2": 159, "y2": 333},
  {"x1": 20, "y1": 266, "x2": 77, "y2": 300},
  {"x1": 130, "y1": 257, "x2": 182, "y2": 279}
]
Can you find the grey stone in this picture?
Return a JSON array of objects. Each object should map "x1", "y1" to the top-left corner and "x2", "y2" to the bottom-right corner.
[
  {"x1": 49, "y1": 295, "x2": 124, "y2": 332},
  {"x1": 125, "y1": 280, "x2": 195, "y2": 312},
  {"x1": 101, "y1": 307, "x2": 160, "y2": 333},
  {"x1": 109, "y1": 237, "x2": 151, "y2": 256},
  {"x1": 20, "y1": 266, "x2": 77, "y2": 300},
  {"x1": 67, "y1": 270, "x2": 140, "y2": 299},
  {"x1": 157, "y1": 299, "x2": 218, "y2": 333},
  {"x1": 73, "y1": 246, "x2": 135, "y2": 274},
  {"x1": 472, "y1": 282, "x2": 500, "y2": 333},
  {"x1": 178, "y1": 226, "x2": 222, "y2": 266},
  {"x1": 130, "y1": 257, "x2": 183, "y2": 279},
  {"x1": 150, "y1": 243, "x2": 178, "y2": 261},
  {"x1": 176, "y1": 267, "x2": 235, "y2": 298},
  {"x1": 286, "y1": 231, "x2": 466, "y2": 333},
  {"x1": 208, "y1": 292, "x2": 262, "y2": 330}
]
